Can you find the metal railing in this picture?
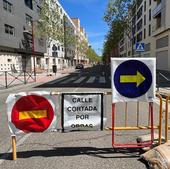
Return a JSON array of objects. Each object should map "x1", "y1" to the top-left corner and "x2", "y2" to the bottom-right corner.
[
  {"x1": 156, "y1": 70, "x2": 170, "y2": 91},
  {"x1": 0, "y1": 70, "x2": 36, "y2": 89}
]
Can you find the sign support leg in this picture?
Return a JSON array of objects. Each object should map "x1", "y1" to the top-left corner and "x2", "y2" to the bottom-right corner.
[
  {"x1": 12, "y1": 135, "x2": 17, "y2": 160},
  {"x1": 150, "y1": 102, "x2": 154, "y2": 145},
  {"x1": 112, "y1": 103, "x2": 115, "y2": 146},
  {"x1": 125, "y1": 102, "x2": 128, "y2": 127},
  {"x1": 165, "y1": 97, "x2": 169, "y2": 142},
  {"x1": 137, "y1": 102, "x2": 139, "y2": 127}
]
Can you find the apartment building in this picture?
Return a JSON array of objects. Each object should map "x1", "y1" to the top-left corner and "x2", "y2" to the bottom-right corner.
[
  {"x1": 0, "y1": 0, "x2": 46, "y2": 72},
  {"x1": 71, "y1": 18, "x2": 88, "y2": 64},
  {"x1": 43, "y1": 0, "x2": 78, "y2": 71},
  {"x1": 0, "y1": 0, "x2": 89, "y2": 73},
  {"x1": 119, "y1": 0, "x2": 170, "y2": 71}
]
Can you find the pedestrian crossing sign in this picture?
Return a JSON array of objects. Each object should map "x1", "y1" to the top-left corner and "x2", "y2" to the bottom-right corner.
[{"x1": 136, "y1": 43, "x2": 145, "y2": 52}]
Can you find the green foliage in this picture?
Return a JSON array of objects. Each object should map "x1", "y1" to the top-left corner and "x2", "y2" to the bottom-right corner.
[
  {"x1": 104, "y1": 0, "x2": 133, "y2": 26},
  {"x1": 64, "y1": 16, "x2": 76, "y2": 49},
  {"x1": 37, "y1": 0, "x2": 64, "y2": 45},
  {"x1": 103, "y1": 0, "x2": 133, "y2": 60},
  {"x1": 87, "y1": 47, "x2": 100, "y2": 62}
]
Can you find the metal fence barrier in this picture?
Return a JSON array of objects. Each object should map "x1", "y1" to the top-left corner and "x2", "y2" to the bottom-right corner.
[{"x1": 0, "y1": 70, "x2": 36, "y2": 89}]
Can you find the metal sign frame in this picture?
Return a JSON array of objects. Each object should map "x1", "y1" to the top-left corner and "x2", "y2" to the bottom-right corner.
[{"x1": 112, "y1": 102, "x2": 154, "y2": 148}]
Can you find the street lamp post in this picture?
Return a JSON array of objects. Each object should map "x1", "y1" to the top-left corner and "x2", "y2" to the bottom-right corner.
[{"x1": 31, "y1": 21, "x2": 36, "y2": 82}]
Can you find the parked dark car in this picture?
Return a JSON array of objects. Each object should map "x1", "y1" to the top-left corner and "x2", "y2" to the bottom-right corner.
[{"x1": 75, "y1": 64, "x2": 84, "y2": 69}]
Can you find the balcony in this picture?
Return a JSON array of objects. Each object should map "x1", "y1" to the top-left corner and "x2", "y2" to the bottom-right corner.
[{"x1": 153, "y1": 3, "x2": 162, "y2": 18}]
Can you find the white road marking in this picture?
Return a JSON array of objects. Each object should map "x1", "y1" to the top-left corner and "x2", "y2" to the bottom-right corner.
[
  {"x1": 86, "y1": 77, "x2": 95, "y2": 83},
  {"x1": 99, "y1": 76, "x2": 106, "y2": 83},
  {"x1": 60, "y1": 77, "x2": 77, "y2": 84},
  {"x1": 47, "y1": 76, "x2": 68, "y2": 84},
  {"x1": 73, "y1": 77, "x2": 86, "y2": 83}
]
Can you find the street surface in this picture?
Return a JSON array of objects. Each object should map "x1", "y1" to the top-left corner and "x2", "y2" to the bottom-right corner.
[{"x1": 0, "y1": 65, "x2": 162, "y2": 169}]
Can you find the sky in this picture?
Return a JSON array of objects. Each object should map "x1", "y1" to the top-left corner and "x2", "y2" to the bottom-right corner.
[{"x1": 59, "y1": 0, "x2": 109, "y2": 56}]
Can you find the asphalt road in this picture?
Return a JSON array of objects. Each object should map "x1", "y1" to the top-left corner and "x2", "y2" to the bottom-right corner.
[{"x1": 0, "y1": 65, "x2": 161, "y2": 169}]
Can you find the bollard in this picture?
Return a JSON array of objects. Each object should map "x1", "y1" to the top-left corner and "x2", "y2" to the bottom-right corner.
[{"x1": 12, "y1": 135, "x2": 17, "y2": 160}]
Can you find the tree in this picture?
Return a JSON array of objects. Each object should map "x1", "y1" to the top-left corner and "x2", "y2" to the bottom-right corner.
[
  {"x1": 63, "y1": 15, "x2": 77, "y2": 61},
  {"x1": 38, "y1": 0, "x2": 64, "y2": 45},
  {"x1": 86, "y1": 47, "x2": 100, "y2": 63},
  {"x1": 103, "y1": 0, "x2": 134, "y2": 61},
  {"x1": 102, "y1": 20, "x2": 125, "y2": 62}
]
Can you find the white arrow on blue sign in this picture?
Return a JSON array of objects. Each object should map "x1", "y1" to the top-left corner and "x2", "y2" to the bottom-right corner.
[{"x1": 136, "y1": 43, "x2": 145, "y2": 52}]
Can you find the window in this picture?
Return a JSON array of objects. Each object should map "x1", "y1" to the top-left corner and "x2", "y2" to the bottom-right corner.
[
  {"x1": 144, "y1": 28, "x2": 146, "y2": 39},
  {"x1": 45, "y1": 58, "x2": 49, "y2": 65},
  {"x1": 37, "y1": 5, "x2": 41, "y2": 14},
  {"x1": 149, "y1": 0, "x2": 151, "y2": 5},
  {"x1": 144, "y1": 1, "x2": 146, "y2": 12},
  {"x1": 137, "y1": 31, "x2": 142, "y2": 42},
  {"x1": 26, "y1": 14, "x2": 32, "y2": 26},
  {"x1": 3, "y1": 0, "x2": 12, "y2": 13},
  {"x1": 149, "y1": 9, "x2": 151, "y2": 21},
  {"x1": 144, "y1": 15, "x2": 146, "y2": 25},
  {"x1": 24, "y1": 0, "x2": 33, "y2": 10},
  {"x1": 156, "y1": 36, "x2": 169, "y2": 49},
  {"x1": 4, "y1": 24, "x2": 15, "y2": 36},
  {"x1": 137, "y1": 6, "x2": 143, "y2": 20},
  {"x1": 145, "y1": 43, "x2": 151, "y2": 51},
  {"x1": 7, "y1": 59, "x2": 12, "y2": 62},
  {"x1": 137, "y1": 19, "x2": 143, "y2": 31},
  {"x1": 58, "y1": 46, "x2": 60, "y2": 51},
  {"x1": 60, "y1": 8, "x2": 62, "y2": 14},
  {"x1": 53, "y1": 59, "x2": 55, "y2": 64},
  {"x1": 148, "y1": 24, "x2": 151, "y2": 36}
]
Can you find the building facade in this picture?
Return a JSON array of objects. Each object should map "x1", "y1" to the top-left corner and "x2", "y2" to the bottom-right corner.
[
  {"x1": 119, "y1": 0, "x2": 170, "y2": 71},
  {"x1": 71, "y1": 18, "x2": 89, "y2": 64},
  {"x1": 0, "y1": 0, "x2": 45, "y2": 72},
  {"x1": 0, "y1": 0, "x2": 89, "y2": 73}
]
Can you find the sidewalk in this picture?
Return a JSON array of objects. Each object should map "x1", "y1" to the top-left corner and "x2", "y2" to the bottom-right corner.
[
  {"x1": 0, "y1": 67, "x2": 75, "y2": 90},
  {"x1": 35, "y1": 67, "x2": 75, "y2": 83}
]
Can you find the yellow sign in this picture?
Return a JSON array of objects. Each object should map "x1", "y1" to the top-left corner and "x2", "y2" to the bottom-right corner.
[
  {"x1": 120, "y1": 71, "x2": 146, "y2": 87},
  {"x1": 19, "y1": 110, "x2": 47, "y2": 120}
]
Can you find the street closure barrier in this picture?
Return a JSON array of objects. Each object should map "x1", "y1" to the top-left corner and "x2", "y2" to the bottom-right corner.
[
  {"x1": 111, "y1": 57, "x2": 157, "y2": 148},
  {"x1": 161, "y1": 93, "x2": 170, "y2": 142},
  {"x1": 60, "y1": 92, "x2": 106, "y2": 132},
  {"x1": 6, "y1": 91, "x2": 107, "y2": 160}
]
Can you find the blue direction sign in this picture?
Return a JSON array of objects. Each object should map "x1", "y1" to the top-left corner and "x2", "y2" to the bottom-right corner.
[
  {"x1": 136, "y1": 43, "x2": 145, "y2": 52},
  {"x1": 114, "y1": 60, "x2": 152, "y2": 98}
]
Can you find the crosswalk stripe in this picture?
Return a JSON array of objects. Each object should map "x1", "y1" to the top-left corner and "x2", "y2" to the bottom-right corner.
[
  {"x1": 86, "y1": 76, "x2": 95, "y2": 83},
  {"x1": 73, "y1": 77, "x2": 86, "y2": 83},
  {"x1": 99, "y1": 76, "x2": 106, "y2": 83},
  {"x1": 47, "y1": 76, "x2": 68, "y2": 84},
  {"x1": 60, "y1": 77, "x2": 77, "y2": 84}
]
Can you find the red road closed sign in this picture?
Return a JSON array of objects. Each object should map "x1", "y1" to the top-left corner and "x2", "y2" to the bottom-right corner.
[{"x1": 11, "y1": 94, "x2": 54, "y2": 133}]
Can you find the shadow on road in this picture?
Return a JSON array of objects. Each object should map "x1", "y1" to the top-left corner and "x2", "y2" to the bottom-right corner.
[{"x1": 0, "y1": 147, "x2": 147, "y2": 160}]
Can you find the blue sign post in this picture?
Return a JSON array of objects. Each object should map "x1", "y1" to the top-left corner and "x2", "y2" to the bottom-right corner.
[{"x1": 114, "y1": 60, "x2": 152, "y2": 98}]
